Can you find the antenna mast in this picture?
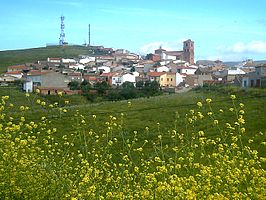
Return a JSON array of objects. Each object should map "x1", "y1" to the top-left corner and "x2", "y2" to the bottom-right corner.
[
  {"x1": 88, "y1": 24, "x2": 91, "y2": 47},
  {"x1": 59, "y1": 16, "x2": 65, "y2": 45}
]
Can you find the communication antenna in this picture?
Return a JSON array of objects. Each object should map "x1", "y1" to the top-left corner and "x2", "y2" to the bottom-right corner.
[
  {"x1": 88, "y1": 24, "x2": 91, "y2": 47},
  {"x1": 59, "y1": 15, "x2": 65, "y2": 45}
]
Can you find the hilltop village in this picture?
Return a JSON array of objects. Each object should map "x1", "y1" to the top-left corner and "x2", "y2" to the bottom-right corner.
[{"x1": 0, "y1": 39, "x2": 265, "y2": 96}]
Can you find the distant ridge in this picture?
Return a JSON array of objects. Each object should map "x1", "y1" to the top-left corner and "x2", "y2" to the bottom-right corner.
[
  {"x1": 0, "y1": 45, "x2": 108, "y2": 73},
  {"x1": 197, "y1": 59, "x2": 266, "y2": 67}
]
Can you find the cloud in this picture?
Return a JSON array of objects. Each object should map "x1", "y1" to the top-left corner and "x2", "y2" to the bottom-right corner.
[
  {"x1": 220, "y1": 41, "x2": 266, "y2": 54},
  {"x1": 139, "y1": 40, "x2": 184, "y2": 55}
]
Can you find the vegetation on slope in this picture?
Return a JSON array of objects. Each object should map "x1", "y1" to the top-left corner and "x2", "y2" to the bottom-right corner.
[
  {"x1": 0, "y1": 45, "x2": 107, "y2": 73},
  {"x1": 0, "y1": 86, "x2": 265, "y2": 199}
]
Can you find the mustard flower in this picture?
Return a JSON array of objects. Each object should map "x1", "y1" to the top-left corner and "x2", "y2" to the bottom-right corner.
[
  {"x1": 239, "y1": 110, "x2": 245, "y2": 114},
  {"x1": 25, "y1": 93, "x2": 30, "y2": 97},
  {"x1": 229, "y1": 107, "x2": 234, "y2": 112},
  {"x1": 2, "y1": 95, "x2": 9, "y2": 100},
  {"x1": 248, "y1": 139, "x2": 253, "y2": 144},
  {"x1": 240, "y1": 127, "x2": 245, "y2": 133},
  {"x1": 230, "y1": 94, "x2": 236, "y2": 100},
  {"x1": 35, "y1": 88, "x2": 40, "y2": 93},
  {"x1": 206, "y1": 98, "x2": 212, "y2": 104},
  {"x1": 58, "y1": 91, "x2": 63, "y2": 97},
  {"x1": 238, "y1": 117, "x2": 245, "y2": 124},
  {"x1": 197, "y1": 101, "x2": 203, "y2": 107}
]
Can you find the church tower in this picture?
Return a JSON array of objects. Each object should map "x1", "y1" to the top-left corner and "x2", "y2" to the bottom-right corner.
[{"x1": 183, "y1": 39, "x2": 194, "y2": 64}]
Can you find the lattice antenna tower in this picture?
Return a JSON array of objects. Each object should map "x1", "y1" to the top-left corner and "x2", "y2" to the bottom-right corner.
[{"x1": 59, "y1": 15, "x2": 65, "y2": 45}]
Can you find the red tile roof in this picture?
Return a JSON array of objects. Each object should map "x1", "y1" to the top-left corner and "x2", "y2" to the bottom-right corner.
[
  {"x1": 27, "y1": 70, "x2": 50, "y2": 76},
  {"x1": 84, "y1": 76, "x2": 98, "y2": 81},
  {"x1": 100, "y1": 72, "x2": 113, "y2": 77},
  {"x1": 68, "y1": 73, "x2": 82, "y2": 76},
  {"x1": 147, "y1": 72, "x2": 166, "y2": 77},
  {"x1": 176, "y1": 66, "x2": 196, "y2": 69},
  {"x1": 165, "y1": 51, "x2": 183, "y2": 56},
  {"x1": 7, "y1": 65, "x2": 28, "y2": 70},
  {"x1": 5, "y1": 71, "x2": 23, "y2": 75}
]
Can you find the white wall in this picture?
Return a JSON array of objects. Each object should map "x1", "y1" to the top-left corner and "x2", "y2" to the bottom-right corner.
[
  {"x1": 112, "y1": 76, "x2": 122, "y2": 86},
  {"x1": 98, "y1": 66, "x2": 111, "y2": 73},
  {"x1": 176, "y1": 73, "x2": 184, "y2": 86},
  {"x1": 23, "y1": 80, "x2": 33, "y2": 93},
  {"x1": 157, "y1": 66, "x2": 170, "y2": 72},
  {"x1": 121, "y1": 74, "x2": 136, "y2": 84}
]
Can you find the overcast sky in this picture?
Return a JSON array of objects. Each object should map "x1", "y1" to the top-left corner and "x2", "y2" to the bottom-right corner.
[{"x1": 1, "y1": 0, "x2": 266, "y2": 61}]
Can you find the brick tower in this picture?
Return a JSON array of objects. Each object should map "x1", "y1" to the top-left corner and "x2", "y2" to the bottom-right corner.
[{"x1": 183, "y1": 39, "x2": 194, "y2": 64}]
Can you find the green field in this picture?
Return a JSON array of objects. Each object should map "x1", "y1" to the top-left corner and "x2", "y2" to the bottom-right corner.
[
  {"x1": 0, "y1": 45, "x2": 107, "y2": 73},
  {"x1": 0, "y1": 86, "x2": 265, "y2": 199}
]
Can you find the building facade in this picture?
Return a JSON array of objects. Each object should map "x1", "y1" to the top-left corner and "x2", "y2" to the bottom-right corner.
[{"x1": 154, "y1": 39, "x2": 195, "y2": 64}]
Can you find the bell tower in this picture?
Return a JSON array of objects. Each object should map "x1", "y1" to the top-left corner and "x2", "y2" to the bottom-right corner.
[{"x1": 183, "y1": 39, "x2": 194, "y2": 64}]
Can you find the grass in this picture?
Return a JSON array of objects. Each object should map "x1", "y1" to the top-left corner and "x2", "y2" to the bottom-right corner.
[
  {"x1": 1, "y1": 85, "x2": 266, "y2": 155},
  {"x1": 0, "y1": 86, "x2": 265, "y2": 199}
]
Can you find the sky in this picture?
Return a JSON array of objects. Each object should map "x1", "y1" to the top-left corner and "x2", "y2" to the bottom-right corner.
[{"x1": 1, "y1": 0, "x2": 266, "y2": 61}]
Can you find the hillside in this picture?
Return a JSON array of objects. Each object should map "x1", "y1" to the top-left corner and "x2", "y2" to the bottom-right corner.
[
  {"x1": 0, "y1": 86, "x2": 265, "y2": 198},
  {"x1": 0, "y1": 45, "x2": 107, "y2": 73}
]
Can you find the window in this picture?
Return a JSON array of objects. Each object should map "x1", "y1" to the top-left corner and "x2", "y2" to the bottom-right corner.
[
  {"x1": 171, "y1": 78, "x2": 173, "y2": 81},
  {"x1": 243, "y1": 80, "x2": 247, "y2": 87},
  {"x1": 250, "y1": 80, "x2": 254, "y2": 87},
  {"x1": 161, "y1": 78, "x2": 163, "y2": 81},
  {"x1": 167, "y1": 78, "x2": 169, "y2": 81}
]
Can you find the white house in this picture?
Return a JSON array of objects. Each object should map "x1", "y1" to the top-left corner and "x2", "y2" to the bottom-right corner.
[
  {"x1": 175, "y1": 66, "x2": 197, "y2": 75},
  {"x1": 69, "y1": 64, "x2": 85, "y2": 70},
  {"x1": 47, "y1": 58, "x2": 61, "y2": 63},
  {"x1": 98, "y1": 66, "x2": 111, "y2": 73},
  {"x1": 121, "y1": 73, "x2": 136, "y2": 84},
  {"x1": 62, "y1": 58, "x2": 76, "y2": 64},
  {"x1": 132, "y1": 71, "x2": 140, "y2": 77},
  {"x1": 79, "y1": 57, "x2": 96, "y2": 64},
  {"x1": 23, "y1": 80, "x2": 33, "y2": 92},
  {"x1": 156, "y1": 66, "x2": 170, "y2": 72},
  {"x1": 176, "y1": 73, "x2": 185, "y2": 86},
  {"x1": 161, "y1": 52, "x2": 177, "y2": 60},
  {"x1": 4, "y1": 71, "x2": 23, "y2": 79},
  {"x1": 111, "y1": 75, "x2": 122, "y2": 86},
  {"x1": 240, "y1": 65, "x2": 266, "y2": 88}
]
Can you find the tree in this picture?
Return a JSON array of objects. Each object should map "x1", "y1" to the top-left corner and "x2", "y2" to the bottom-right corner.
[
  {"x1": 80, "y1": 80, "x2": 91, "y2": 93},
  {"x1": 122, "y1": 81, "x2": 134, "y2": 89},
  {"x1": 120, "y1": 81, "x2": 137, "y2": 99},
  {"x1": 130, "y1": 66, "x2": 135, "y2": 72},
  {"x1": 68, "y1": 81, "x2": 80, "y2": 90},
  {"x1": 136, "y1": 81, "x2": 144, "y2": 90},
  {"x1": 94, "y1": 81, "x2": 110, "y2": 95},
  {"x1": 143, "y1": 80, "x2": 161, "y2": 96}
]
